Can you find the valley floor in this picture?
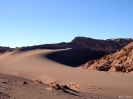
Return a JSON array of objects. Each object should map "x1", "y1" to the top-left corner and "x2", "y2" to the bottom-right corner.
[{"x1": 0, "y1": 49, "x2": 132, "y2": 99}]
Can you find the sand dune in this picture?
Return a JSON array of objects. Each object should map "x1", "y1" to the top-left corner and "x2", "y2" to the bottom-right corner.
[
  {"x1": 0, "y1": 49, "x2": 133, "y2": 98},
  {"x1": 46, "y1": 48, "x2": 105, "y2": 67}
]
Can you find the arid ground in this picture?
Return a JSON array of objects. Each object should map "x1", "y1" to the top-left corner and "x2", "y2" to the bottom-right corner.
[{"x1": 0, "y1": 49, "x2": 132, "y2": 99}]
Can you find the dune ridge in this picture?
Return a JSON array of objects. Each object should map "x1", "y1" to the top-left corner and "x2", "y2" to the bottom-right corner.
[{"x1": 0, "y1": 49, "x2": 133, "y2": 98}]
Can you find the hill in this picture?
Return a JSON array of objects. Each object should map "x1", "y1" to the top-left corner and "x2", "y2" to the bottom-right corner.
[
  {"x1": 0, "y1": 46, "x2": 12, "y2": 53},
  {"x1": 71, "y1": 37, "x2": 133, "y2": 53},
  {"x1": 18, "y1": 37, "x2": 133, "y2": 67},
  {"x1": 1, "y1": 37, "x2": 132, "y2": 67},
  {"x1": 20, "y1": 36, "x2": 133, "y2": 53},
  {"x1": 81, "y1": 42, "x2": 133, "y2": 73}
]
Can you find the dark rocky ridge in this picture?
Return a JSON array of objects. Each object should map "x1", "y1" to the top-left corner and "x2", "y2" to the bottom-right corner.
[
  {"x1": 71, "y1": 37, "x2": 133, "y2": 53},
  {"x1": 81, "y1": 41, "x2": 133, "y2": 72},
  {"x1": 0, "y1": 37, "x2": 133, "y2": 67},
  {"x1": 0, "y1": 46, "x2": 12, "y2": 53},
  {"x1": 20, "y1": 37, "x2": 133, "y2": 53},
  {"x1": 19, "y1": 36, "x2": 133, "y2": 67}
]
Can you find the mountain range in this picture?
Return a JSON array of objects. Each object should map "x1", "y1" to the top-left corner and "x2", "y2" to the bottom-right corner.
[{"x1": 0, "y1": 36, "x2": 133, "y2": 72}]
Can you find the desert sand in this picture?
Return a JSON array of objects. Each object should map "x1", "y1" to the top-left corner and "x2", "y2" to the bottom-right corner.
[{"x1": 0, "y1": 49, "x2": 133, "y2": 99}]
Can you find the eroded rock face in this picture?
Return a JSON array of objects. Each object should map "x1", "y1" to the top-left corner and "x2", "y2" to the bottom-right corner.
[
  {"x1": 19, "y1": 37, "x2": 133, "y2": 67},
  {"x1": 81, "y1": 42, "x2": 133, "y2": 73},
  {"x1": 109, "y1": 66, "x2": 125, "y2": 72},
  {"x1": 20, "y1": 36, "x2": 133, "y2": 54},
  {"x1": 71, "y1": 37, "x2": 133, "y2": 53}
]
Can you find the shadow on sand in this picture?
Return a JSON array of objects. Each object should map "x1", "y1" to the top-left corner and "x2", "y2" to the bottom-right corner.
[{"x1": 45, "y1": 48, "x2": 105, "y2": 67}]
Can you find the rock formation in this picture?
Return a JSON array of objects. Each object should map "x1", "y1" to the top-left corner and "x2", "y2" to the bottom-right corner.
[
  {"x1": 1, "y1": 36, "x2": 133, "y2": 69},
  {"x1": 81, "y1": 42, "x2": 133, "y2": 73},
  {"x1": 20, "y1": 37, "x2": 133, "y2": 54},
  {"x1": 71, "y1": 36, "x2": 133, "y2": 53},
  {"x1": 16, "y1": 37, "x2": 133, "y2": 67},
  {"x1": 0, "y1": 46, "x2": 12, "y2": 53}
]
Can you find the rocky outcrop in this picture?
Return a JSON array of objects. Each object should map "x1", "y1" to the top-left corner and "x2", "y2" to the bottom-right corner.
[
  {"x1": 81, "y1": 42, "x2": 133, "y2": 73},
  {"x1": 0, "y1": 46, "x2": 12, "y2": 53},
  {"x1": 18, "y1": 37, "x2": 133, "y2": 67},
  {"x1": 71, "y1": 36, "x2": 133, "y2": 53},
  {"x1": 20, "y1": 37, "x2": 133, "y2": 54}
]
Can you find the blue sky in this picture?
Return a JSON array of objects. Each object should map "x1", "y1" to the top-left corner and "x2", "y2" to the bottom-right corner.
[{"x1": 0, "y1": 0, "x2": 133, "y2": 47}]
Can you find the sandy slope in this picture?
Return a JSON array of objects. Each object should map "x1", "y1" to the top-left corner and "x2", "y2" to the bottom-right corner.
[{"x1": 0, "y1": 49, "x2": 133, "y2": 99}]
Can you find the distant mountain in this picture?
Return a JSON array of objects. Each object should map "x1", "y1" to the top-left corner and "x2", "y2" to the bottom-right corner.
[
  {"x1": 81, "y1": 42, "x2": 133, "y2": 73},
  {"x1": 0, "y1": 36, "x2": 133, "y2": 68},
  {"x1": 71, "y1": 36, "x2": 133, "y2": 53},
  {"x1": 0, "y1": 46, "x2": 12, "y2": 53},
  {"x1": 17, "y1": 36, "x2": 133, "y2": 67},
  {"x1": 20, "y1": 36, "x2": 133, "y2": 54}
]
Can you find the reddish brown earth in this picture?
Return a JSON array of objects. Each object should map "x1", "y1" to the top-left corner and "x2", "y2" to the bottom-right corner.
[
  {"x1": 0, "y1": 48, "x2": 133, "y2": 98},
  {"x1": 20, "y1": 37, "x2": 133, "y2": 54},
  {"x1": 71, "y1": 37, "x2": 133, "y2": 53},
  {"x1": 81, "y1": 42, "x2": 133, "y2": 73},
  {"x1": 19, "y1": 37, "x2": 133, "y2": 67},
  {"x1": 1, "y1": 37, "x2": 133, "y2": 68}
]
